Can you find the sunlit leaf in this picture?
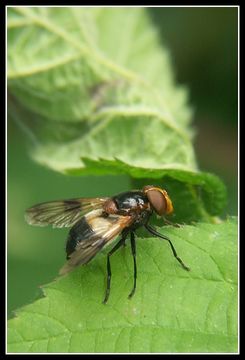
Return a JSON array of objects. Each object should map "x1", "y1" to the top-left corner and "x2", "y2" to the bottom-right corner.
[{"x1": 8, "y1": 219, "x2": 238, "y2": 353}]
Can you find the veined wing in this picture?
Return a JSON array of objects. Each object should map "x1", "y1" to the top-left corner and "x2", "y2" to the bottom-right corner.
[
  {"x1": 25, "y1": 197, "x2": 109, "y2": 228},
  {"x1": 59, "y1": 209, "x2": 133, "y2": 275}
]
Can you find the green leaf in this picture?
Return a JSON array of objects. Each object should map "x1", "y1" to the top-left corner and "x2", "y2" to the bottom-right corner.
[
  {"x1": 8, "y1": 218, "x2": 238, "y2": 353},
  {"x1": 8, "y1": 7, "x2": 193, "y2": 168},
  {"x1": 7, "y1": 7, "x2": 227, "y2": 221},
  {"x1": 8, "y1": 7, "x2": 191, "y2": 126}
]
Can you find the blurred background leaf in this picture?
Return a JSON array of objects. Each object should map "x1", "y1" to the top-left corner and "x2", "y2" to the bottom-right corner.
[
  {"x1": 148, "y1": 7, "x2": 238, "y2": 215},
  {"x1": 7, "y1": 7, "x2": 228, "y2": 224}
]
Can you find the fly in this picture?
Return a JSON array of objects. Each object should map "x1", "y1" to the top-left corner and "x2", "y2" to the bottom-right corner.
[{"x1": 25, "y1": 185, "x2": 190, "y2": 303}]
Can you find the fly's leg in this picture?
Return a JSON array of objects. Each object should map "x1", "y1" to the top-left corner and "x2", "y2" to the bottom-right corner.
[
  {"x1": 103, "y1": 233, "x2": 128, "y2": 304},
  {"x1": 128, "y1": 232, "x2": 137, "y2": 299},
  {"x1": 162, "y1": 217, "x2": 182, "y2": 228},
  {"x1": 145, "y1": 224, "x2": 190, "y2": 271}
]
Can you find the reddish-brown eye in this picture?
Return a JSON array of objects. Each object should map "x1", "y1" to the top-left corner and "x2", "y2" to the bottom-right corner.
[
  {"x1": 146, "y1": 189, "x2": 166, "y2": 215},
  {"x1": 143, "y1": 186, "x2": 173, "y2": 215}
]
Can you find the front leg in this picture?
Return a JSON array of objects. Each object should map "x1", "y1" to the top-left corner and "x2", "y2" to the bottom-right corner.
[
  {"x1": 162, "y1": 216, "x2": 182, "y2": 228},
  {"x1": 145, "y1": 223, "x2": 190, "y2": 271}
]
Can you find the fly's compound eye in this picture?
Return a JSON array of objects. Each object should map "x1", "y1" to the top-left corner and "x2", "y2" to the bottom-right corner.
[{"x1": 143, "y1": 186, "x2": 174, "y2": 216}]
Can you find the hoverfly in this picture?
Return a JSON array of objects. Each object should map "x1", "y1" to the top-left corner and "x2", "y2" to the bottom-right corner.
[{"x1": 25, "y1": 185, "x2": 190, "y2": 303}]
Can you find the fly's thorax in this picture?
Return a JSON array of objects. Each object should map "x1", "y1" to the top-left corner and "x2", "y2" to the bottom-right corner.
[{"x1": 112, "y1": 191, "x2": 149, "y2": 214}]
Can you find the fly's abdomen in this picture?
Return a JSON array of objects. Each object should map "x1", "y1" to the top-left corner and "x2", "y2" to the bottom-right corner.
[
  {"x1": 65, "y1": 209, "x2": 125, "y2": 262},
  {"x1": 66, "y1": 217, "x2": 94, "y2": 258}
]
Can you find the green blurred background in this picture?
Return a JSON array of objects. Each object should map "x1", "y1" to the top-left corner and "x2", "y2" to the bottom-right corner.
[{"x1": 7, "y1": 7, "x2": 238, "y2": 318}]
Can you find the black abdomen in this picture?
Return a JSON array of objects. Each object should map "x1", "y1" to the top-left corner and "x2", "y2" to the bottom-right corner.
[{"x1": 66, "y1": 217, "x2": 94, "y2": 259}]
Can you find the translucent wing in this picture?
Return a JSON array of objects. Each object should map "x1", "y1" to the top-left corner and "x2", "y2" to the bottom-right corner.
[
  {"x1": 59, "y1": 209, "x2": 133, "y2": 275},
  {"x1": 25, "y1": 197, "x2": 109, "y2": 228}
]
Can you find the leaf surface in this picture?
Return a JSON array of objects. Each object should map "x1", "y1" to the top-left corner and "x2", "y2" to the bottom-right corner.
[{"x1": 8, "y1": 219, "x2": 238, "y2": 353}]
